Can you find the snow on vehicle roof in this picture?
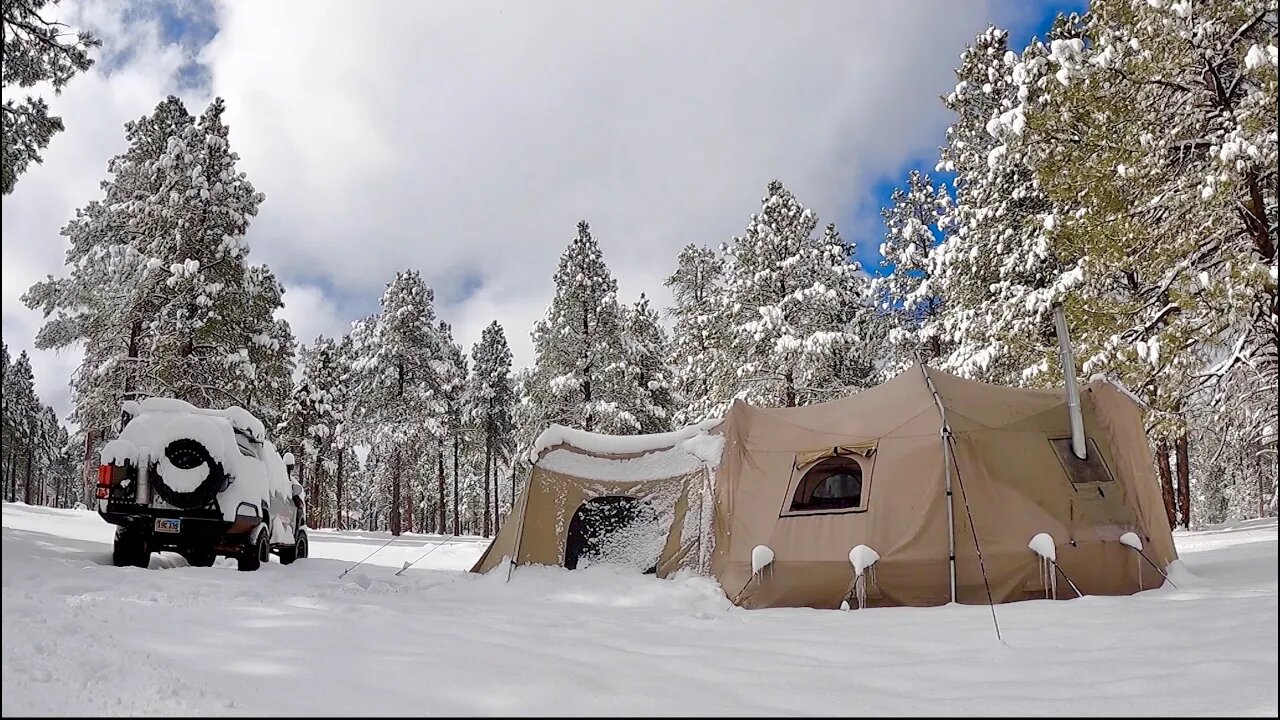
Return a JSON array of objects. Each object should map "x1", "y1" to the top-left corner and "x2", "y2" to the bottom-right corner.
[
  {"x1": 533, "y1": 420, "x2": 724, "y2": 482},
  {"x1": 529, "y1": 418, "x2": 721, "y2": 462},
  {"x1": 123, "y1": 398, "x2": 266, "y2": 441}
]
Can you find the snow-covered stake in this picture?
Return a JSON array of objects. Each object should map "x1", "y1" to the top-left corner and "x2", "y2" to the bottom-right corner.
[
  {"x1": 1119, "y1": 531, "x2": 1177, "y2": 589},
  {"x1": 1028, "y1": 533, "x2": 1082, "y2": 598},
  {"x1": 847, "y1": 545, "x2": 880, "y2": 610},
  {"x1": 732, "y1": 545, "x2": 775, "y2": 603},
  {"x1": 751, "y1": 544, "x2": 774, "y2": 576},
  {"x1": 394, "y1": 536, "x2": 454, "y2": 576}
]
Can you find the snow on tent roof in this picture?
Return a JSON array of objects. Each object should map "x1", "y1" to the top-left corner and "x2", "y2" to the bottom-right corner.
[
  {"x1": 529, "y1": 418, "x2": 721, "y2": 462},
  {"x1": 123, "y1": 398, "x2": 267, "y2": 441},
  {"x1": 531, "y1": 418, "x2": 724, "y2": 482}
]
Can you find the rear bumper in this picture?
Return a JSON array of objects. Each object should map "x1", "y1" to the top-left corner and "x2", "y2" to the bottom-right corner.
[{"x1": 100, "y1": 504, "x2": 263, "y2": 553}]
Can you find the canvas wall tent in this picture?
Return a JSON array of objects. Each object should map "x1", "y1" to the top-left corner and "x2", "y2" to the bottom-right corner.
[{"x1": 473, "y1": 364, "x2": 1176, "y2": 610}]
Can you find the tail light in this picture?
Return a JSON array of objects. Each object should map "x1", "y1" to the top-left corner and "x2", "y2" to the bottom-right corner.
[{"x1": 96, "y1": 464, "x2": 126, "y2": 499}]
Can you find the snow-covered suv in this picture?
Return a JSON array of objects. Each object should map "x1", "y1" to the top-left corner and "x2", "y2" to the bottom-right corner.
[{"x1": 96, "y1": 398, "x2": 308, "y2": 571}]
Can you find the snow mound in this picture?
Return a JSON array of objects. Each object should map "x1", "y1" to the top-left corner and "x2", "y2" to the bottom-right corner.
[
  {"x1": 99, "y1": 439, "x2": 137, "y2": 466},
  {"x1": 125, "y1": 398, "x2": 266, "y2": 441}
]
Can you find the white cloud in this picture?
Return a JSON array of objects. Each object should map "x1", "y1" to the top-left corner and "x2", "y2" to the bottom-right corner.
[{"x1": 3, "y1": 0, "x2": 1016, "y2": 427}]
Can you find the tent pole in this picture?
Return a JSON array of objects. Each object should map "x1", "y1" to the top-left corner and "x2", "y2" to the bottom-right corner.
[
  {"x1": 505, "y1": 473, "x2": 532, "y2": 584},
  {"x1": 921, "y1": 363, "x2": 958, "y2": 604}
]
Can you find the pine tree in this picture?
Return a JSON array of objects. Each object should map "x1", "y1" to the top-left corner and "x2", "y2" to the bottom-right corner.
[
  {"x1": 349, "y1": 271, "x2": 443, "y2": 535},
  {"x1": 435, "y1": 322, "x2": 468, "y2": 535},
  {"x1": 664, "y1": 245, "x2": 729, "y2": 425},
  {"x1": 1, "y1": 0, "x2": 100, "y2": 194},
  {"x1": 876, "y1": 170, "x2": 951, "y2": 369},
  {"x1": 528, "y1": 221, "x2": 632, "y2": 433},
  {"x1": 22, "y1": 96, "x2": 288, "y2": 448},
  {"x1": 618, "y1": 294, "x2": 676, "y2": 434},
  {"x1": 276, "y1": 335, "x2": 344, "y2": 527},
  {"x1": 923, "y1": 27, "x2": 1068, "y2": 385},
  {"x1": 716, "y1": 181, "x2": 880, "y2": 408},
  {"x1": 466, "y1": 321, "x2": 516, "y2": 535}
]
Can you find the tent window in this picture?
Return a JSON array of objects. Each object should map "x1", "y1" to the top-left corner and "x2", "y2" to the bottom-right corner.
[{"x1": 790, "y1": 456, "x2": 863, "y2": 512}]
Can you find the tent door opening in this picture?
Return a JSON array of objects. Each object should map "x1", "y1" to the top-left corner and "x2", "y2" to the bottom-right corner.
[{"x1": 563, "y1": 496, "x2": 661, "y2": 574}]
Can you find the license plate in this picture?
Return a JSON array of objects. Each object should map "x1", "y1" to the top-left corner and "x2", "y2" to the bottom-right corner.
[{"x1": 155, "y1": 518, "x2": 181, "y2": 534}]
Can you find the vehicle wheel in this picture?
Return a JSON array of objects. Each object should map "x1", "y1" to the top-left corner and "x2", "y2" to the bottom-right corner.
[
  {"x1": 237, "y1": 531, "x2": 269, "y2": 572},
  {"x1": 184, "y1": 547, "x2": 217, "y2": 567},
  {"x1": 113, "y1": 528, "x2": 150, "y2": 568},
  {"x1": 279, "y1": 529, "x2": 307, "y2": 565}
]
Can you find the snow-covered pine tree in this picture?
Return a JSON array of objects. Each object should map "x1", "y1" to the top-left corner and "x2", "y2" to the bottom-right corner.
[
  {"x1": 1, "y1": 0, "x2": 100, "y2": 194},
  {"x1": 23, "y1": 96, "x2": 288, "y2": 446},
  {"x1": 664, "y1": 244, "x2": 730, "y2": 425},
  {"x1": 276, "y1": 335, "x2": 344, "y2": 527},
  {"x1": 529, "y1": 221, "x2": 633, "y2": 433},
  {"x1": 2, "y1": 350, "x2": 39, "y2": 503},
  {"x1": 434, "y1": 321, "x2": 468, "y2": 535},
  {"x1": 924, "y1": 27, "x2": 1068, "y2": 386},
  {"x1": 24, "y1": 97, "x2": 195, "y2": 443},
  {"x1": 717, "y1": 181, "x2": 880, "y2": 408},
  {"x1": 617, "y1": 294, "x2": 676, "y2": 434},
  {"x1": 1017, "y1": 1, "x2": 1276, "y2": 526},
  {"x1": 349, "y1": 271, "x2": 443, "y2": 535},
  {"x1": 466, "y1": 320, "x2": 515, "y2": 536},
  {"x1": 876, "y1": 170, "x2": 951, "y2": 370},
  {"x1": 799, "y1": 222, "x2": 887, "y2": 400}
]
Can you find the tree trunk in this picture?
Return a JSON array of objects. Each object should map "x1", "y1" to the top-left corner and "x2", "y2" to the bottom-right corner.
[
  {"x1": 81, "y1": 428, "x2": 96, "y2": 507},
  {"x1": 1156, "y1": 440, "x2": 1176, "y2": 529},
  {"x1": 483, "y1": 438, "x2": 492, "y2": 538},
  {"x1": 336, "y1": 449, "x2": 345, "y2": 531},
  {"x1": 390, "y1": 448, "x2": 402, "y2": 536},
  {"x1": 784, "y1": 369, "x2": 796, "y2": 407},
  {"x1": 452, "y1": 434, "x2": 461, "y2": 536},
  {"x1": 437, "y1": 439, "x2": 446, "y2": 535},
  {"x1": 1175, "y1": 434, "x2": 1191, "y2": 530},
  {"x1": 405, "y1": 471, "x2": 414, "y2": 535},
  {"x1": 24, "y1": 442, "x2": 33, "y2": 505},
  {"x1": 6, "y1": 460, "x2": 15, "y2": 503}
]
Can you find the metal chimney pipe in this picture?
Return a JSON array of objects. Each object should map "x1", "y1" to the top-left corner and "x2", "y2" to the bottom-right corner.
[{"x1": 1053, "y1": 304, "x2": 1087, "y2": 460}]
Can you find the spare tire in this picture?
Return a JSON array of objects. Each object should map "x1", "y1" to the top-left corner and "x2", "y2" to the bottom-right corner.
[{"x1": 152, "y1": 438, "x2": 226, "y2": 509}]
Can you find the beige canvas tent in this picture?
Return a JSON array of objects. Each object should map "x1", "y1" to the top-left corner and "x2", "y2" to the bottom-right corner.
[{"x1": 473, "y1": 364, "x2": 1177, "y2": 610}]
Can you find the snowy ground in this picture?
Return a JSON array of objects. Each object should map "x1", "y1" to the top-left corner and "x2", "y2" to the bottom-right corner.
[{"x1": 2, "y1": 503, "x2": 1276, "y2": 716}]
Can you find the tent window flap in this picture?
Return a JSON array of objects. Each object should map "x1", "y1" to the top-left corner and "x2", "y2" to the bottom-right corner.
[{"x1": 784, "y1": 455, "x2": 869, "y2": 515}]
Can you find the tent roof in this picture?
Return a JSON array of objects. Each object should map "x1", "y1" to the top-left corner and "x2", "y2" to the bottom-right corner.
[{"x1": 722, "y1": 364, "x2": 1131, "y2": 450}]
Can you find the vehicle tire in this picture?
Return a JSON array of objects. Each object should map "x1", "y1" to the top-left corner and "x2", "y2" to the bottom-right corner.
[
  {"x1": 113, "y1": 528, "x2": 150, "y2": 568},
  {"x1": 237, "y1": 530, "x2": 269, "y2": 572},
  {"x1": 279, "y1": 528, "x2": 307, "y2": 565},
  {"x1": 184, "y1": 547, "x2": 217, "y2": 567}
]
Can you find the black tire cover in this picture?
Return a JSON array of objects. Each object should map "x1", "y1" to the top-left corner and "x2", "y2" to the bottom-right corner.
[{"x1": 152, "y1": 438, "x2": 227, "y2": 509}]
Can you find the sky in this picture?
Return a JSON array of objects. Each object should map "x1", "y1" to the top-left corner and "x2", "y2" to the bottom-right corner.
[{"x1": 1, "y1": 0, "x2": 1085, "y2": 427}]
